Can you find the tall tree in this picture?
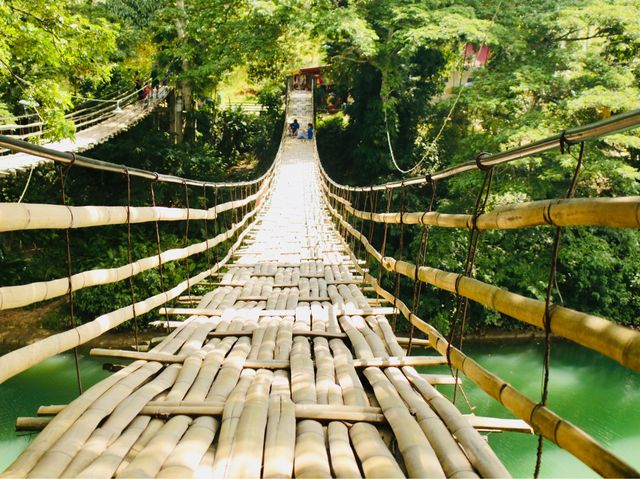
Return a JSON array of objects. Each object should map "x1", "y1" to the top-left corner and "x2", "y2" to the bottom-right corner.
[{"x1": 0, "y1": 0, "x2": 117, "y2": 139}]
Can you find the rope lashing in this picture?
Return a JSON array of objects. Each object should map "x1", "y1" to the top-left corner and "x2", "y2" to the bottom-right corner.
[
  {"x1": 407, "y1": 176, "x2": 437, "y2": 355},
  {"x1": 58, "y1": 153, "x2": 83, "y2": 395},
  {"x1": 124, "y1": 169, "x2": 139, "y2": 351},
  {"x1": 534, "y1": 140, "x2": 585, "y2": 478},
  {"x1": 149, "y1": 174, "x2": 170, "y2": 331}
]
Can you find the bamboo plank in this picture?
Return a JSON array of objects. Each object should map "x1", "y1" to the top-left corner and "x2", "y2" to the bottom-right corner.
[
  {"x1": 463, "y1": 415, "x2": 533, "y2": 433},
  {"x1": 158, "y1": 306, "x2": 399, "y2": 317},
  {"x1": 263, "y1": 373, "x2": 295, "y2": 478},
  {"x1": 294, "y1": 420, "x2": 331, "y2": 478},
  {"x1": 363, "y1": 367, "x2": 445, "y2": 478},
  {"x1": 118, "y1": 415, "x2": 193, "y2": 478}
]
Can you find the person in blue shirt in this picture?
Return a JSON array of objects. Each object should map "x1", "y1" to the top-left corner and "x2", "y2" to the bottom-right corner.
[
  {"x1": 307, "y1": 123, "x2": 313, "y2": 140},
  {"x1": 289, "y1": 119, "x2": 299, "y2": 137}
]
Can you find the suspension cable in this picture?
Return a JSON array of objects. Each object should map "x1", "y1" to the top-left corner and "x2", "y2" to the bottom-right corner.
[
  {"x1": 533, "y1": 140, "x2": 585, "y2": 477},
  {"x1": 391, "y1": 181, "x2": 406, "y2": 331},
  {"x1": 183, "y1": 181, "x2": 192, "y2": 299},
  {"x1": 58, "y1": 155, "x2": 83, "y2": 395},
  {"x1": 124, "y1": 170, "x2": 139, "y2": 351},
  {"x1": 447, "y1": 162, "x2": 495, "y2": 405},
  {"x1": 149, "y1": 177, "x2": 170, "y2": 331},
  {"x1": 407, "y1": 177, "x2": 437, "y2": 354}
]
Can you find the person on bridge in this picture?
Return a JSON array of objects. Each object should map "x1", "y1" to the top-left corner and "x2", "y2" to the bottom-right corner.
[
  {"x1": 289, "y1": 119, "x2": 299, "y2": 137},
  {"x1": 143, "y1": 83, "x2": 151, "y2": 107},
  {"x1": 307, "y1": 123, "x2": 313, "y2": 140}
]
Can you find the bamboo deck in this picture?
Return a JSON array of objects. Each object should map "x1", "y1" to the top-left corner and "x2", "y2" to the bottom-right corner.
[{"x1": 3, "y1": 91, "x2": 512, "y2": 478}]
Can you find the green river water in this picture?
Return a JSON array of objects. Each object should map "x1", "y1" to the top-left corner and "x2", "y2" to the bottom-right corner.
[{"x1": 0, "y1": 340, "x2": 638, "y2": 477}]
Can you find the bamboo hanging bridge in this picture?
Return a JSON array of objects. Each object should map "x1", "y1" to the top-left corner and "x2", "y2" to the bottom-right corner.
[
  {"x1": 0, "y1": 84, "x2": 169, "y2": 176},
  {"x1": 0, "y1": 89, "x2": 639, "y2": 478}
]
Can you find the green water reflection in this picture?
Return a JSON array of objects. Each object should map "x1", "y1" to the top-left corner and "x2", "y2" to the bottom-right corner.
[
  {"x1": 0, "y1": 351, "x2": 112, "y2": 471},
  {"x1": 0, "y1": 341, "x2": 638, "y2": 476},
  {"x1": 426, "y1": 340, "x2": 640, "y2": 477}
]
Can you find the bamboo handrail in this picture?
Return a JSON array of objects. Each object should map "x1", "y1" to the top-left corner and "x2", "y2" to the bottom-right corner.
[
  {"x1": 363, "y1": 273, "x2": 639, "y2": 478},
  {"x1": 325, "y1": 188, "x2": 640, "y2": 372},
  {"x1": 0, "y1": 134, "x2": 276, "y2": 188},
  {"x1": 0, "y1": 206, "x2": 258, "y2": 311},
  {"x1": 329, "y1": 186, "x2": 640, "y2": 230},
  {"x1": 382, "y1": 255, "x2": 640, "y2": 372},
  {"x1": 0, "y1": 176, "x2": 270, "y2": 232},
  {"x1": 0, "y1": 221, "x2": 256, "y2": 384}
]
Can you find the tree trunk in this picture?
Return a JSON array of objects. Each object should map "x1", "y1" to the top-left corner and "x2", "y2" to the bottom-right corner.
[{"x1": 175, "y1": 0, "x2": 193, "y2": 143}]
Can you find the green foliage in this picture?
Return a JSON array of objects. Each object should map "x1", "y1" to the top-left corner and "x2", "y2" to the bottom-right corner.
[
  {"x1": 0, "y1": 0, "x2": 118, "y2": 140},
  {"x1": 316, "y1": 0, "x2": 640, "y2": 333}
]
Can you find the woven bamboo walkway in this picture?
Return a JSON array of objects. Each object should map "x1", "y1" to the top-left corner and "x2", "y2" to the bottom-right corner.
[{"x1": 3, "y1": 91, "x2": 510, "y2": 478}]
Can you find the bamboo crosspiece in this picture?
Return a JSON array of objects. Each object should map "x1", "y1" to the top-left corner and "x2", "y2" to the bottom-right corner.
[{"x1": 1, "y1": 89, "x2": 639, "y2": 479}]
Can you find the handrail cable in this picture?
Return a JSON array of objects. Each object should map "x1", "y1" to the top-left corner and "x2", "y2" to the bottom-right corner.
[
  {"x1": 0, "y1": 134, "x2": 274, "y2": 188},
  {"x1": 324, "y1": 107, "x2": 640, "y2": 192}
]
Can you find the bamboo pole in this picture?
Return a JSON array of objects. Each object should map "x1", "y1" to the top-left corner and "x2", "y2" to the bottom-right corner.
[
  {"x1": 23, "y1": 362, "x2": 163, "y2": 478},
  {"x1": 0, "y1": 183, "x2": 266, "y2": 232},
  {"x1": 226, "y1": 369, "x2": 273, "y2": 478},
  {"x1": 116, "y1": 419, "x2": 164, "y2": 476},
  {"x1": 382, "y1": 256, "x2": 640, "y2": 372},
  {"x1": 291, "y1": 337, "x2": 316, "y2": 404},
  {"x1": 335, "y1": 192, "x2": 640, "y2": 230},
  {"x1": 118, "y1": 415, "x2": 193, "y2": 478},
  {"x1": 75, "y1": 416, "x2": 151, "y2": 479},
  {"x1": 91, "y1": 349, "x2": 450, "y2": 368},
  {"x1": 327, "y1": 422, "x2": 362, "y2": 478},
  {"x1": 349, "y1": 422, "x2": 405, "y2": 478},
  {"x1": 158, "y1": 306, "x2": 399, "y2": 317},
  {"x1": 0, "y1": 360, "x2": 146, "y2": 477},
  {"x1": 294, "y1": 420, "x2": 331, "y2": 478},
  {"x1": 206, "y1": 337, "x2": 252, "y2": 403},
  {"x1": 157, "y1": 416, "x2": 218, "y2": 479},
  {"x1": 60, "y1": 364, "x2": 181, "y2": 477},
  {"x1": 363, "y1": 367, "x2": 446, "y2": 478},
  {"x1": 0, "y1": 204, "x2": 257, "y2": 311},
  {"x1": 383, "y1": 367, "x2": 479, "y2": 478},
  {"x1": 263, "y1": 374, "x2": 296, "y2": 478},
  {"x1": 210, "y1": 369, "x2": 255, "y2": 478},
  {"x1": 0, "y1": 222, "x2": 253, "y2": 384}
]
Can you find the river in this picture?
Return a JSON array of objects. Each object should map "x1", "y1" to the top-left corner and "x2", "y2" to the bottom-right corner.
[{"x1": 0, "y1": 340, "x2": 638, "y2": 476}]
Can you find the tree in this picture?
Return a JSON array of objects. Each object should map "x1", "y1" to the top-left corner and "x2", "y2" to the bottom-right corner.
[{"x1": 0, "y1": 0, "x2": 118, "y2": 140}]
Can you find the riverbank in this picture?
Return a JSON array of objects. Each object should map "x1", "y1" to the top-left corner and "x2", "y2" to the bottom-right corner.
[{"x1": 0, "y1": 299, "x2": 159, "y2": 350}]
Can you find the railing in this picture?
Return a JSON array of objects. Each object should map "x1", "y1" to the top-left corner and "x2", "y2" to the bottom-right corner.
[
  {"x1": 0, "y1": 129, "x2": 283, "y2": 383},
  {"x1": 316, "y1": 108, "x2": 640, "y2": 477},
  {"x1": 0, "y1": 82, "x2": 167, "y2": 155}
]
